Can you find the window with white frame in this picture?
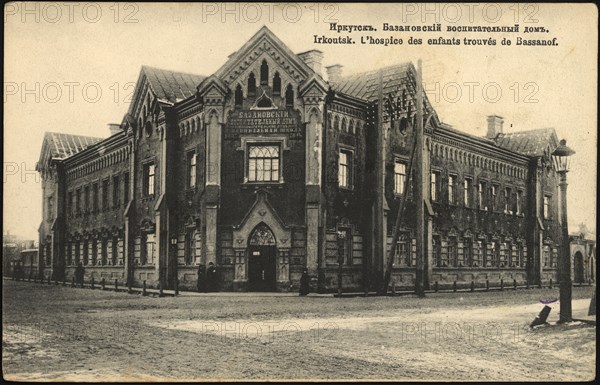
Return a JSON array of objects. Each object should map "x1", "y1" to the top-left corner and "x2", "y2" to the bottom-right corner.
[
  {"x1": 187, "y1": 151, "x2": 197, "y2": 188},
  {"x1": 144, "y1": 163, "x2": 156, "y2": 196},
  {"x1": 394, "y1": 161, "x2": 407, "y2": 195},
  {"x1": 430, "y1": 171, "x2": 439, "y2": 202},
  {"x1": 448, "y1": 175, "x2": 456, "y2": 204},
  {"x1": 543, "y1": 195, "x2": 551, "y2": 219},
  {"x1": 478, "y1": 181, "x2": 486, "y2": 210},
  {"x1": 504, "y1": 187, "x2": 512, "y2": 213},
  {"x1": 248, "y1": 144, "x2": 280, "y2": 182},
  {"x1": 463, "y1": 178, "x2": 472, "y2": 207},
  {"x1": 339, "y1": 150, "x2": 353, "y2": 189}
]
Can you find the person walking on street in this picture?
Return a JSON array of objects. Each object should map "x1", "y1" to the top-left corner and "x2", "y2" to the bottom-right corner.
[
  {"x1": 197, "y1": 264, "x2": 206, "y2": 293},
  {"x1": 299, "y1": 268, "x2": 310, "y2": 296},
  {"x1": 206, "y1": 262, "x2": 217, "y2": 292},
  {"x1": 75, "y1": 262, "x2": 85, "y2": 288}
]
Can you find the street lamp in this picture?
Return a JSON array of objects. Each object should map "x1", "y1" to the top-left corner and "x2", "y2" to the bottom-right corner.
[
  {"x1": 551, "y1": 139, "x2": 576, "y2": 323},
  {"x1": 336, "y1": 230, "x2": 346, "y2": 297}
]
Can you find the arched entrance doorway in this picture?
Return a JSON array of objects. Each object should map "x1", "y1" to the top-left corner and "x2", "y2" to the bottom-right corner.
[
  {"x1": 574, "y1": 251, "x2": 584, "y2": 284},
  {"x1": 247, "y1": 223, "x2": 277, "y2": 291}
]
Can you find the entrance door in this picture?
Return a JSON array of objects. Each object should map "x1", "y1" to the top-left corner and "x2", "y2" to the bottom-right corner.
[
  {"x1": 248, "y1": 245, "x2": 277, "y2": 291},
  {"x1": 574, "y1": 252, "x2": 584, "y2": 284}
]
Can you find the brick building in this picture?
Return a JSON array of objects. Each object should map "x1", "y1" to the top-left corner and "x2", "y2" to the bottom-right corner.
[{"x1": 37, "y1": 27, "x2": 570, "y2": 292}]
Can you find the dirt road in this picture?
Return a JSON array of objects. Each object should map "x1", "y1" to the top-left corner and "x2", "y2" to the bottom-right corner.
[{"x1": 2, "y1": 279, "x2": 595, "y2": 381}]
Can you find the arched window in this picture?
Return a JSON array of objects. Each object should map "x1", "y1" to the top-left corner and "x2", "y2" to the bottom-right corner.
[
  {"x1": 235, "y1": 84, "x2": 243, "y2": 107},
  {"x1": 248, "y1": 73, "x2": 256, "y2": 97},
  {"x1": 260, "y1": 60, "x2": 269, "y2": 85},
  {"x1": 272, "y1": 72, "x2": 281, "y2": 96},
  {"x1": 341, "y1": 118, "x2": 347, "y2": 132},
  {"x1": 285, "y1": 84, "x2": 294, "y2": 108}
]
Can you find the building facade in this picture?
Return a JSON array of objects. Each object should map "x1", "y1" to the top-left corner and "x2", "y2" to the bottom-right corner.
[{"x1": 37, "y1": 27, "x2": 573, "y2": 292}]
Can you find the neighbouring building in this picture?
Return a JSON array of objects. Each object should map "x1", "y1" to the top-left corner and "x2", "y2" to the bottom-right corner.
[
  {"x1": 570, "y1": 224, "x2": 596, "y2": 284},
  {"x1": 37, "y1": 27, "x2": 574, "y2": 292}
]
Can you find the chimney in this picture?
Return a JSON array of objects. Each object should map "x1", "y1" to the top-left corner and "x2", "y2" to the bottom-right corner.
[
  {"x1": 486, "y1": 115, "x2": 504, "y2": 138},
  {"x1": 108, "y1": 123, "x2": 124, "y2": 136},
  {"x1": 326, "y1": 64, "x2": 343, "y2": 83},
  {"x1": 297, "y1": 50, "x2": 324, "y2": 76}
]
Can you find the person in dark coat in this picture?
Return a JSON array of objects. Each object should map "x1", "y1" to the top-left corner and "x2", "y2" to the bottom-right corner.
[
  {"x1": 196, "y1": 264, "x2": 206, "y2": 293},
  {"x1": 299, "y1": 268, "x2": 310, "y2": 296},
  {"x1": 75, "y1": 262, "x2": 85, "y2": 288},
  {"x1": 206, "y1": 262, "x2": 217, "y2": 292}
]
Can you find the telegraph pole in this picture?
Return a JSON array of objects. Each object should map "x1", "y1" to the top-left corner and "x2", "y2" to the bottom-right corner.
[{"x1": 415, "y1": 59, "x2": 425, "y2": 297}]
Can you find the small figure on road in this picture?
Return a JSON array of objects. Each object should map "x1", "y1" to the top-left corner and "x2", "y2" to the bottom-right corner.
[
  {"x1": 197, "y1": 263, "x2": 206, "y2": 293},
  {"x1": 206, "y1": 262, "x2": 217, "y2": 292},
  {"x1": 75, "y1": 262, "x2": 85, "y2": 288},
  {"x1": 299, "y1": 268, "x2": 310, "y2": 296}
]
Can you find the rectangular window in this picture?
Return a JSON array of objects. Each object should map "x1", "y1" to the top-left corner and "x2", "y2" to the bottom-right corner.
[
  {"x1": 83, "y1": 240, "x2": 89, "y2": 265},
  {"x1": 187, "y1": 151, "x2": 197, "y2": 188},
  {"x1": 543, "y1": 245, "x2": 550, "y2": 267},
  {"x1": 491, "y1": 184, "x2": 498, "y2": 211},
  {"x1": 66, "y1": 243, "x2": 72, "y2": 266},
  {"x1": 395, "y1": 234, "x2": 409, "y2": 266},
  {"x1": 463, "y1": 239, "x2": 472, "y2": 267},
  {"x1": 248, "y1": 144, "x2": 280, "y2": 182},
  {"x1": 84, "y1": 186, "x2": 90, "y2": 214},
  {"x1": 448, "y1": 238, "x2": 457, "y2": 266},
  {"x1": 102, "y1": 179, "x2": 109, "y2": 211},
  {"x1": 430, "y1": 172, "x2": 438, "y2": 202},
  {"x1": 112, "y1": 237, "x2": 118, "y2": 265},
  {"x1": 394, "y1": 161, "x2": 407, "y2": 195},
  {"x1": 543, "y1": 195, "x2": 550, "y2": 219},
  {"x1": 478, "y1": 182, "x2": 486, "y2": 210},
  {"x1": 68, "y1": 191, "x2": 73, "y2": 216},
  {"x1": 144, "y1": 163, "x2": 156, "y2": 196},
  {"x1": 338, "y1": 150, "x2": 352, "y2": 189},
  {"x1": 448, "y1": 175, "x2": 456, "y2": 204},
  {"x1": 75, "y1": 241, "x2": 80, "y2": 265},
  {"x1": 432, "y1": 237, "x2": 441, "y2": 267},
  {"x1": 101, "y1": 239, "x2": 108, "y2": 265},
  {"x1": 112, "y1": 175, "x2": 120, "y2": 208},
  {"x1": 463, "y1": 178, "x2": 471, "y2": 207},
  {"x1": 516, "y1": 190, "x2": 523, "y2": 215},
  {"x1": 504, "y1": 187, "x2": 512, "y2": 213},
  {"x1": 337, "y1": 228, "x2": 352, "y2": 265},
  {"x1": 76, "y1": 188, "x2": 81, "y2": 215},
  {"x1": 124, "y1": 172, "x2": 130, "y2": 203},
  {"x1": 91, "y1": 239, "x2": 97, "y2": 265},
  {"x1": 141, "y1": 233, "x2": 156, "y2": 265},
  {"x1": 185, "y1": 229, "x2": 195, "y2": 265},
  {"x1": 92, "y1": 183, "x2": 98, "y2": 213}
]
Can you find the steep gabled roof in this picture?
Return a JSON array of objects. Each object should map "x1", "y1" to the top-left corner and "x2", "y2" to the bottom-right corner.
[
  {"x1": 329, "y1": 62, "x2": 437, "y2": 120},
  {"x1": 331, "y1": 63, "x2": 412, "y2": 101},
  {"x1": 495, "y1": 128, "x2": 559, "y2": 157},
  {"x1": 42, "y1": 132, "x2": 104, "y2": 160},
  {"x1": 212, "y1": 26, "x2": 321, "y2": 87},
  {"x1": 141, "y1": 65, "x2": 205, "y2": 104},
  {"x1": 37, "y1": 132, "x2": 105, "y2": 173}
]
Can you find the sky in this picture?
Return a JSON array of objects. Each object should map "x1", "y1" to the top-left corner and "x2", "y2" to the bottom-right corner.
[{"x1": 4, "y1": 2, "x2": 597, "y2": 240}]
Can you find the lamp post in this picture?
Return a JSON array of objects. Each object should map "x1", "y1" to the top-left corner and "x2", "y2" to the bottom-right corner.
[
  {"x1": 170, "y1": 235, "x2": 178, "y2": 289},
  {"x1": 551, "y1": 139, "x2": 575, "y2": 323},
  {"x1": 336, "y1": 230, "x2": 346, "y2": 297}
]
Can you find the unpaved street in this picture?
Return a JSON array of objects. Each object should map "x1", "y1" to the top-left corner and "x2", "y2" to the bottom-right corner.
[{"x1": 2, "y1": 279, "x2": 596, "y2": 381}]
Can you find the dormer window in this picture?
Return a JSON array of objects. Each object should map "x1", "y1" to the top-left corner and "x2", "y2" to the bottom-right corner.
[
  {"x1": 273, "y1": 72, "x2": 281, "y2": 96},
  {"x1": 235, "y1": 84, "x2": 243, "y2": 107},
  {"x1": 260, "y1": 60, "x2": 269, "y2": 85},
  {"x1": 285, "y1": 84, "x2": 294, "y2": 108},
  {"x1": 248, "y1": 73, "x2": 256, "y2": 97}
]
